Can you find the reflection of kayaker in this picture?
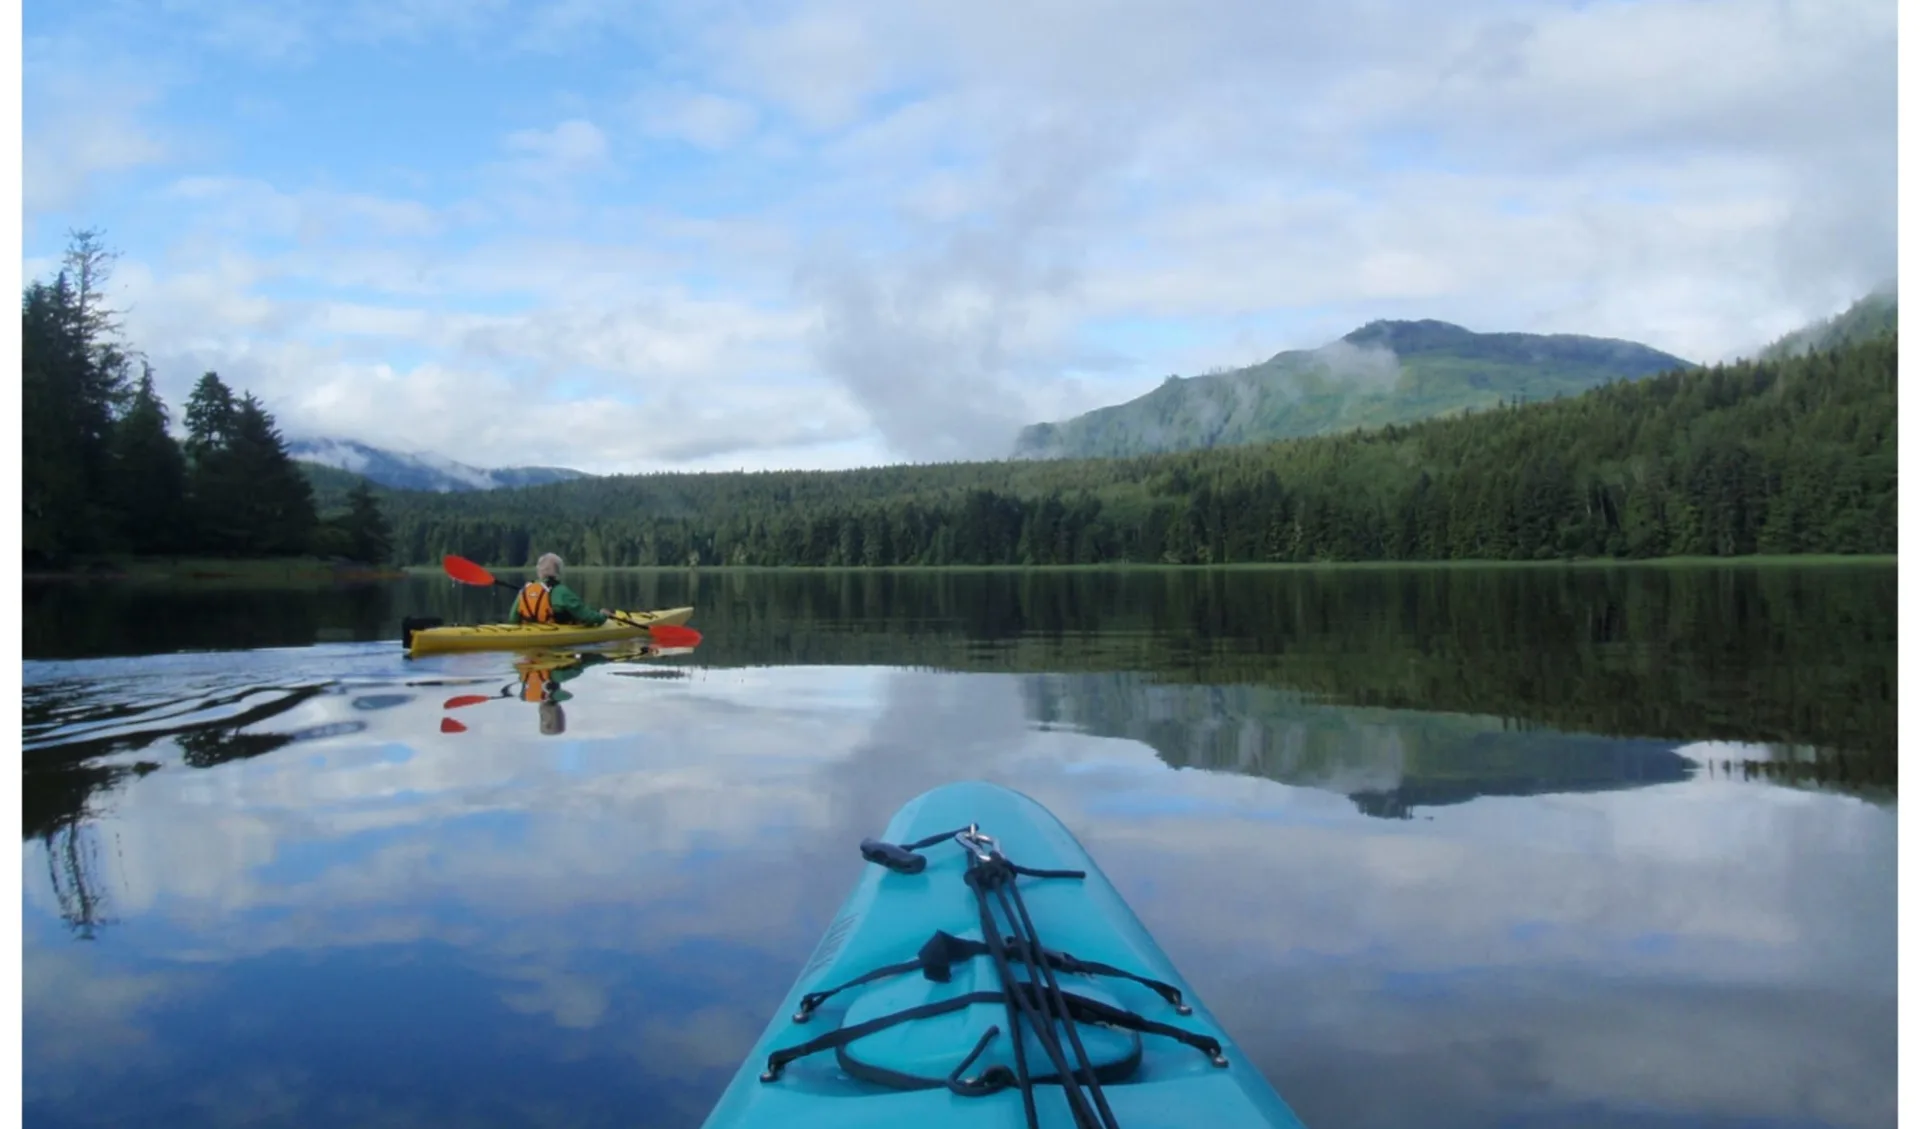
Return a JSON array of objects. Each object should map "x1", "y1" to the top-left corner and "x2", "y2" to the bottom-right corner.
[
  {"x1": 439, "y1": 642, "x2": 677, "y2": 737},
  {"x1": 519, "y1": 646, "x2": 668, "y2": 735},
  {"x1": 515, "y1": 653, "x2": 583, "y2": 703},
  {"x1": 515, "y1": 643, "x2": 662, "y2": 701}
]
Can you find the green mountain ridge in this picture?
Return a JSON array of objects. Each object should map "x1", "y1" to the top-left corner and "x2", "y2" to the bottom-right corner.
[{"x1": 1014, "y1": 318, "x2": 1697, "y2": 461}]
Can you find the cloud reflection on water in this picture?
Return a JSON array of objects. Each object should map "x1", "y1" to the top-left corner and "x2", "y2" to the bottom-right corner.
[{"x1": 20, "y1": 654, "x2": 1895, "y2": 1129}]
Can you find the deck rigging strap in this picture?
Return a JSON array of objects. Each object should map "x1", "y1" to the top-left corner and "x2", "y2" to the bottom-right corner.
[
  {"x1": 963, "y1": 830, "x2": 1115, "y2": 1129},
  {"x1": 790, "y1": 928, "x2": 1191, "y2": 1021},
  {"x1": 759, "y1": 824, "x2": 1229, "y2": 1129}
]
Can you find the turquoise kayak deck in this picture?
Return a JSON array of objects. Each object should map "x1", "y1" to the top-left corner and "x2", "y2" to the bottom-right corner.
[{"x1": 700, "y1": 781, "x2": 1309, "y2": 1128}]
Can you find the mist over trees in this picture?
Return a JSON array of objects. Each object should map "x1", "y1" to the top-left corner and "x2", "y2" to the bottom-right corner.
[{"x1": 22, "y1": 231, "x2": 390, "y2": 567}]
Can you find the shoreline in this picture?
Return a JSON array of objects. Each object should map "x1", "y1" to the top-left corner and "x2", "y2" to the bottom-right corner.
[
  {"x1": 25, "y1": 553, "x2": 1893, "y2": 584},
  {"x1": 26, "y1": 556, "x2": 409, "y2": 584},
  {"x1": 400, "y1": 554, "x2": 1896, "y2": 576}
]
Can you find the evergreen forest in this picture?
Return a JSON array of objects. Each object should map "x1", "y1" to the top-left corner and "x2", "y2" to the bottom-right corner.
[
  {"x1": 381, "y1": 331, "x2": 1895, "y2": 568},
  {"x1": 23, "y1": 231, "x2": 392, "y2": 567}
]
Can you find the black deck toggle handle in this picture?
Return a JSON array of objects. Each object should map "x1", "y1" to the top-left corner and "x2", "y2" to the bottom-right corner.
[{"x1": 860, "y1": 838, "x2": 927, "y2": 874}]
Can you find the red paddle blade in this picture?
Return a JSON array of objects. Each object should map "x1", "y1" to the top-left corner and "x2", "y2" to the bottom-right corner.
[
  {"x1": 440, "y1": 716, "x2": 468, "y2": 733},
  {"x1": 443, "y1": 554, "x2": 498, "y2": 587},
  {"x1": 649, "y1": 625, "x2": 701, "y2": 647},
  {"x1": 443, "y1": 694, "x2": 491, "y2": 709}
]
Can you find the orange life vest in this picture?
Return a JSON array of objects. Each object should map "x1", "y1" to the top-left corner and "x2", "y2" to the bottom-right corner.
[
  {"x1": 516, "y1": 581, "x2": 554, "y2": 623},
  {"x1": 520, "y1": 667, "x2": 552, "y2": 702}
]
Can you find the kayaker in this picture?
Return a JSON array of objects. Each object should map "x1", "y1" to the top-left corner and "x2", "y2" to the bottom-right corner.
[{"x1": 511, "y1": 554, "x2": 613, "y2": 626}]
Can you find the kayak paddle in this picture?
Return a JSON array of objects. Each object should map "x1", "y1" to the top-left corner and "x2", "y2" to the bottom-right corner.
[
  {"x1": 442, "y1": 553, "x2": 520, "y2": 592},
  {"x1": 440, "y1": 554, "x2": 703, "y2": 646}
]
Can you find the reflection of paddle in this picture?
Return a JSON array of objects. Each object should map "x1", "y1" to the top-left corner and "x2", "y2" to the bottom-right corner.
[
  {"x1": 443, "y1": 693, "x2": 497, "y2": 709},
  {"x1": 440, "y1": 717, "x2": 468, "y2": 733},
  {"x1": 440, "y1": 554, "x2": 702, "y2": 647}
]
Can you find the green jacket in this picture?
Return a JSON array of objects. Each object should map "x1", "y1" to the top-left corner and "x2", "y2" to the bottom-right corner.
[{"x1": 510, "y1": 580, "x2": 608, "y2": 626}]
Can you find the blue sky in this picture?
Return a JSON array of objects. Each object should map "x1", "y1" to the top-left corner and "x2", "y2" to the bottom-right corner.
[{"x1": 21, "y1": 0, "x2": 1899, "y2": 475}]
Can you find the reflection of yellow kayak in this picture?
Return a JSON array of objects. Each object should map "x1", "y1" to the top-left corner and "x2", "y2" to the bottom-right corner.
[
  {"x1": 512, "y1": 641, "x2": 672, "y2": 672},
  {"x1": 404, "y1": 607, "x2": 695, "y2": 657}
]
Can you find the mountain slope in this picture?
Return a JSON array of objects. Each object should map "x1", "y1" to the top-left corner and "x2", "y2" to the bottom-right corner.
[
  {"x1": 1014, "y1": 319, "x2": 1695, "y2": 460},
  {"x1": 287, "y1": 438, "x2": 589, "y2": 493},
  {"x1": 297, "y1": 460, "x2": 389, "y2": 515},
  {"x1": 1760, "y1": 288, "x2": 1897, "y2": 360}
]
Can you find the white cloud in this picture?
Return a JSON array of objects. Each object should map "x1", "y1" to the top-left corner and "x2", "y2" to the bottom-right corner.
[
  {"x1": 642, "y1": 0, "x2": 1888, "y2": 444},
  {"x1": 165, "y1": 177, "x2": 446, "y2": 241},
  {"x1": 337, "y1": 0, "x2": 517, "y2": 47},
  {"x1": 476, "y1": 120, "x2": 622, "y2": 231},
  {"x1": 23, "y1": 62, "x2": 173, "y2": 218},
  {"x1": 22, "y1": 945, "x2": 187, "y2": 1099},
  {"x1": 712, "y1": 7, "x2": 901, "y2": 132},
  {"x1": 125, "y1": 0, "x2": 315, "y2": 60},
  {"x1": 1068, "y1": 160, "x2": 1821, "y2": 360},
  {"x1": 130, "y1": 336, "x2": 872, "y2": 473},
  {"x1": 72, "y1": 0, "x2": 521, "y2": 61},
  {"x1": 503, "y1": 119, "x2": 611, "y2": 175},
  {"x1": 106, "y1": 231, "x2": 871, "y2": 470},
  {"x1": 634, "y1": 88, "x2": 761, "y2": 151},
  {"x1": 22, "y1": 0, "x2": 1896, "y2": 470},
  {"x1": 1394, "y1": 0, "x2": 1896, "y2": 159}
]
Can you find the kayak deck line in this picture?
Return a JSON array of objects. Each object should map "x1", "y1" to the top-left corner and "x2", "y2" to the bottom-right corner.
[{"x1": 702, "y1": 781, "x2": 1310, "y2": 1129}]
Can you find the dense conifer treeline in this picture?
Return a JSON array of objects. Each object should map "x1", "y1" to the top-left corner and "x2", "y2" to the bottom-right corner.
[
  {"x1": 22, "y1": 232, "x2": 392, "y2": 567},
  {"x1": 25, "y1": 230, "x2": 1893, "y2": 570},
  {"x1": 382, "y1": 332, "x2": 1895, "y2": 567}
]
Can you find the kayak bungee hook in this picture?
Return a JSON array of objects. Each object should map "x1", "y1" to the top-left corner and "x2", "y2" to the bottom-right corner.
[{"x1": 956, "y1": 824, "x2": 997, "y2": 862}]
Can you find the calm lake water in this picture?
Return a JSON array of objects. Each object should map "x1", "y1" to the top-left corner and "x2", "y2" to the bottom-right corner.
[{"x1": 22, "y1": 565, "x2": 1896, "y2": 1129}]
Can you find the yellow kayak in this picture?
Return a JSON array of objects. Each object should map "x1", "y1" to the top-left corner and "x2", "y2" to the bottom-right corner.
[{"x1": 402, "y1": 607, "x2": 696, "y2": 657}]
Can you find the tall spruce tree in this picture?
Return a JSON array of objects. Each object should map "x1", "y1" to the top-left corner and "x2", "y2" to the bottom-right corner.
[
  {"x1": 224, "y1": 393, "x2": 319, "y2": 556},
  {"x1": 110, "y1": 365, "x2": 189, "y2": 554},
  {"x1": 183, "y1": 371, "x2": 237, "y2": 462},
  {"x1": 23, "y1": 279, "x2": 86, "y2": 561},
  {"x1": 340, "y1": 480, "x2": 393, "y2": 564},
  {"x1": 179, "y1": 376, "x2": 315, "y2": 555},
  {"x1": 183, "y1": 372, "x2": 246, "y2": 553},
  {"x1": 21, "y1": 230, "x2": 134, "y2": 561}
]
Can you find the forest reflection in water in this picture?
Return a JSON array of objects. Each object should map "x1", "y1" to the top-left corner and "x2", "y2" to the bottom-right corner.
[{"x1": 20, "y1": 562, "x2": 1895, "y2": 1129}]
